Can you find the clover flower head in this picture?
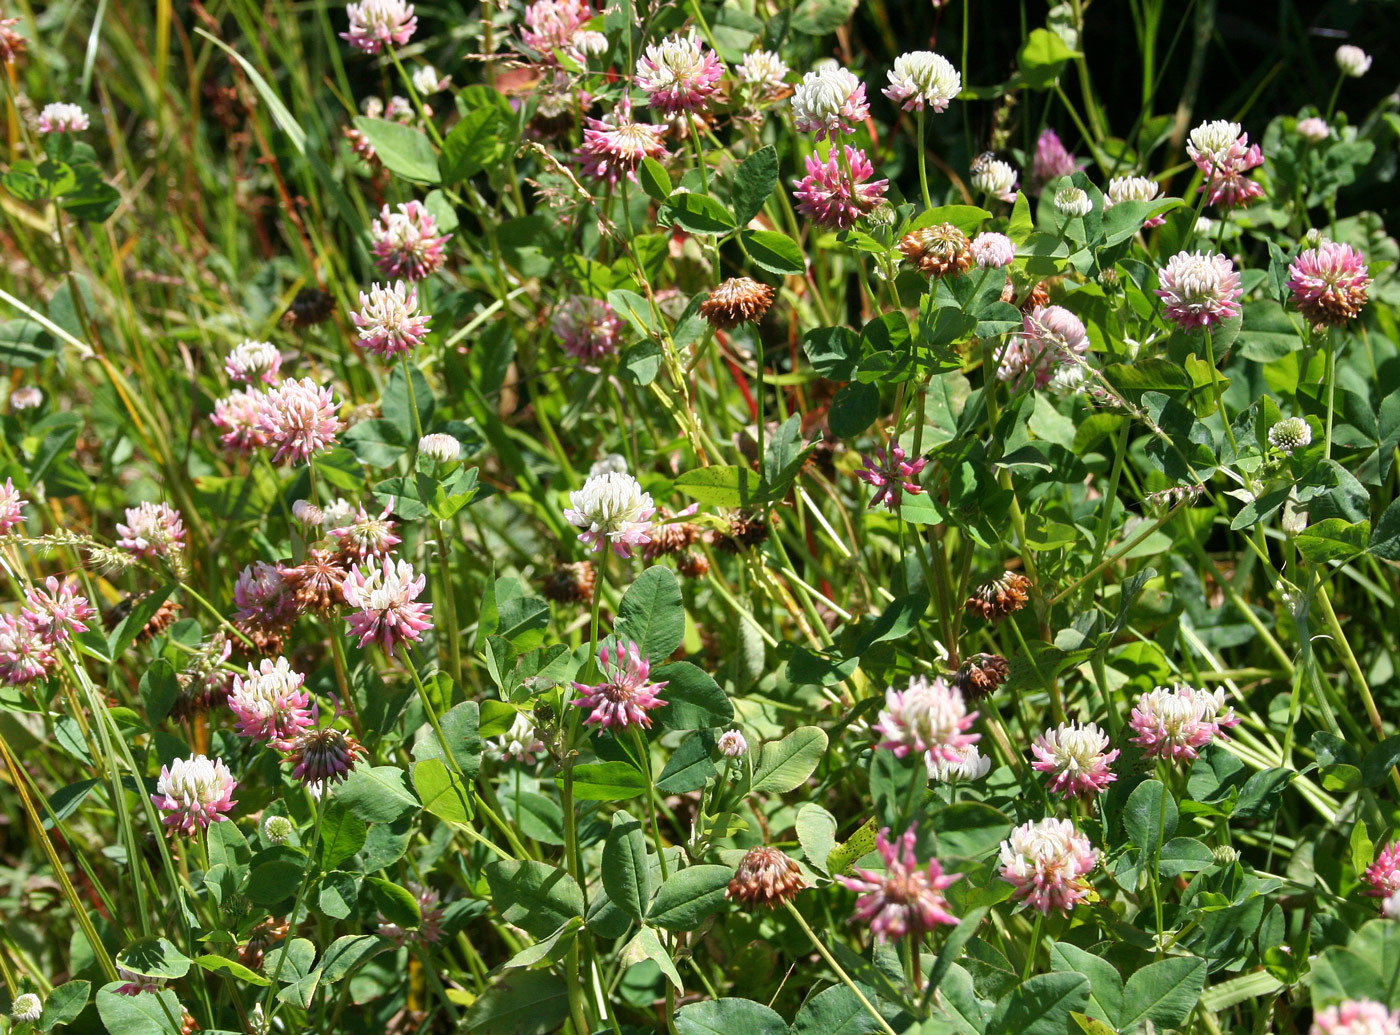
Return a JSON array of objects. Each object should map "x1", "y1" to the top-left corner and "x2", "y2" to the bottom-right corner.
[
  {"x1": 926, "y1": 742, "x2": 991, "y2": 782},
  {"x1": 521, "y1": 0, "x2": 592, "y2": 58},
  {"x1": 1156, "y1": 251, "x2": 1243, "y2": 330},
  {"x1": 341, "y1": 0, "x2": 417, "y2": 54},
  {"x1": 0, "y1": 479, "x2": 21, "y2": 535},
  {"x1": 1186, "y1": 120, "x2": 1264, "y2": 208},
  {"x1": 792, "y1": 146, "x2": 888, "y2": 230},
  {"x1": 37, "y1": 102, "x2": 88, "y2": 134},
  {"x1": 412, "y1": 64, "x2": 450, "y2": 94},
  {"x1": 1054, "y1": 186, "x2": 1092, "y2": 218},
  {"x1": 996, "y1": 305, "x2": 1091, "y2": 390},
  {"x1": 0, "y1": 614, "x2": 54, "y2": 685},
  {"x1": 212, "y1": 388, "x2": 270, "y2": 454},
  {"x1": 700, "y1": 277, "x2": 776, "y2": 329},
  {"x1": 579, "y1": 105, "x2": 670, "y2": 186},
  {"x1": 840, "y1": 826, "x2": 959, "y2": 939},
  {"x1": 1363, "y1": 840, "x2": 1400, "y2": 898},
  {"x1": 371, "y1": 201, "x2": 450, "y2": 281},
  {"x1": 492, "y1": 712, "x2": 548, "y2": 764},
  {"x1": 737, "y1": 50, "x2": 790, "y2": 98},
  {"x1": 1297, "y1": 117, "x2": 1330, "y2": 143},
  {"x1": 727, "y1": 846, "x2": 807, "y2": 908},
  {"x1": 999, "y1": 817, "x2": 1097, "y2": 914},
  {"x1": 718, "y1": 729, "x2": 749, "y2": 757},
  {"x1": 1105, "y1": 175, "x2": 1166, "y2": 226},
  {"x1": 1335, "y1": 45, "x2": 1372, "y2": 78},
  {"x1": 791, "y1": 65, "x2": 869, "y2": 140},
  {"x1": 257, "y1": 378, "x2": 343, "y2": 464},
  {"x1": 10, "y1": 386, "x2": 42, "y2": 411},
  {"x1": 152, "y1": 754, "x2": 238, "y2": 835},
  {"x1": 352, "y1": 282, "x2": 431, "y2": 358},
  {"x1": 970, "y1": 232, "x2": 1016, "y2": 268},
  {"x1": 564, "y1": 472, "x2": 656, "y2": 557},
  {"x1": 329, "y1": 501, "x2": 401, "y2": 561},
  {"x1": 419, "y1": 433, "x2": 461, "y2": 462},
  {"x1": 635, "y1": 32, "x2": 723, "y2": 114},
  {"x1": 571, "y1": 639, "x2": 669, "y2": 729},
  {"x1": 1311, "y1": 1000, "x2": 1399, "y2": 1035},
  {"x1": 9, "y1": 994, "x2": 42, "y2": 1022},
  {"x1": 1032, "y1": 722, "x2": 1119, "y2": 798},
  {"x1": 873, "y1": 674, "x2": 979, "y2": 766},
  {"x1": 1030, "y1": 128, "x2": 1081, "y2": 191},
  {"x1": 23, "y1": 576, "x2": 96, "y2": 644},
  {"x1": 116, "y1": 501, "x2": 186, "y2": 559},
  {"x1": 1287, "y1": 241, "x2": 1370, "y2": 329},
  {"x1": 1268, "y1": 417, "x2": 1312, "y2": 455},
  {"x1": 553, "y1": 296, "x2": 624, "y2": 360},
  {"x1": 343, "y1": 558, "x2": 433, "y2": 656},
  {"x1": 857, "y1": 442, "x2": 927, "y2": 511},
  {"x1": 882, "y1": 51, "x2": 961, "y2": 113},
  {"x1": 229, "y1": 657, "x2": 313, "y2": 749},
  {"x1": 285, "y1": 724, "x2": 367, "y2": 791},
  {"x1": 1128, "y1": 683, "x2": 1239, "y2": 762},
  {"x1": 971, "y1": 156, "x2": 1018, "y2": 203}
]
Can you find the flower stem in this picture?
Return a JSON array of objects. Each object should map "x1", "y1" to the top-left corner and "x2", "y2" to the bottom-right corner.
[
  {"x1": 916, "y1": 107, "x2": 933, "y2": 210},
  {"x1": 784, "y1": 901, "x2": 899, "y2": 1035}
]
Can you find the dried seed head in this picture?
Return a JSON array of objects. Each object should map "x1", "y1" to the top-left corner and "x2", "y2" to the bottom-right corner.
[
  {"x1": 642, "y1": 511, "x2": 702, "y2": 558},
  {"x1": 699, "y1": 277, "x2": 776, "y2": 330},
  {"x1": 713, "y1": 510, "x2": 771, "y2": 552},
  {"x1": 954, "y1": 653, "x2": 1010, "y2": 701},
  {"x1": 965, "y1": 571, "x2": 1031, "y2": 622},
  {"x1": 899, "y1": 223, "x2": 972, "y2": 278},
  {"x1": 726, "y1": 845, "x2": 807, "y2": 909},
  {"x1": 284, "y1": 287, "x2": 335, "y2": 327},
  {"x1": 675, "y1": 550, "x2": 711, "y2": 579},
  {"x1": 105, "y1": 592, "x2": 181, "y2": 642},
  {"x1": 541, "y1": 561, "x2": 596, "y2": 606},
  {"x1": 1001, "y1": 279, "x2": 1051, "y2": 313}
]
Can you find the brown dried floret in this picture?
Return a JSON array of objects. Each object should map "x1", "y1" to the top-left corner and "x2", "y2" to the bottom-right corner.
[
  {"x1": 541, "y1": 561, "x2": 596, "y2": 606},
  {"x1": 726, "y1": 846, "x2": 807, "y2": 909},
  {"x1": 965, "y1": 571, "x2": 1031, "y2": 622},
  {"x1": 699, "y1": 277, "x2": 776, "y2": 330},
  {"x1": 954, "y1": 652, "x2": 1010, "y2": 701}
]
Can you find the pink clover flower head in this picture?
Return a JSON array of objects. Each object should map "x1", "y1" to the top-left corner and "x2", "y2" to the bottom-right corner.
[
  {"x1": 0, "y1": 17, "x2": 25, "y2": 65},
  {"x1": 970, "y1": 232, "x2": 1015, "y2": 268},
  {"x1": 1031, "y1": 721, "x2": 1119, "y2": 798},
  {"x1": 579, "y1": 105, "x2": 669, "y2": 186},
  {"x1": 1128, "y1": 683, "x2": 1239, "y2": 762},
  {"x1": 329, "y1": 500, "x2": 401, "y2": 560},
  {"x1": 635, "y1": 32, "x2": 724, "y2": 114},
  {"x1": 343, "y1": 557, "x2": 433, "y2": 656},
  {"x1": 151, "y1": 754, "x2": 238, "y2": 835},
  {"x1": 791, "y1": 65, "x2": 869, "y2": 140},
  {"x1": 224, "y1": 339, "x2": 281, "y2": 384},
  {"x1": 0, "y1": 479, "x2": 21, "y2": 535},
  {"x1": 792, "y1": 146, "x2": 888, "y2": 230},
  {"x1": 1311, "y1": 1000, "x2": 1400, "y2": 1035},
  {"x1": 1297, "y1": 117, "x2": 1330, "y2": 143},
  {"x1": 564, "y1": 471, "x2": 656, "y2": 557},
  {"x1": 882, "y1": 50, "x2": 961, "y2": 113},
  {"x1": 856, "y1": 441, "x2": 927, "y2": 512},
  {"x1": 116, "y1": 501, "x2": 186, "y2": 559},
  {"x1": 0, "y1": 613, "x2": 54, "y2": 685},
  {"x1": 1286, "y1": 241, "x2": 1371, "y2": 329},
  {"x1": 10, "y1": 386, "x2": 42, "y2": 411},
  {"x1": 1105, "y1": 175, "x2": 1166, "y2": 227},
  {"x1": 211, "y1": 388, "x2": 270, "y2": 454},
  {"x1": 996, "y1": 305, "x2": 1091, "y2": 391},
  {"x1": 718, "y1": 729, "x2": 749, "y2": 757},
  {"x1": 257, "y1": 377, "x2": 343, "y2": 464},
  {"x1": 520, "y1": 0, "x2": 591, "y2": 59},
  {"x1": 998, "y1": 817, "x2": 1098, "y2": 915},
  {"x1": 971, "y1": 156, "x2": 1018, "y2": 203},
  {"x1": 371, "y1": 201, "x2": 450, "y2": 281},
  {"x1": 491, "y1": 712, "x2": 548, "y2": 764},
  {"x1": 341, "y1": 0, "x2": 417, "y2": 54},
  {"x1": 229, "y1": 657, "x2": 314, "y2": 749},
  {"x1": 1186, "y1": 120, "x2": 1264, "y2": 208},
  {"x1": 23, "y1": 576, "x2": 96, "y2": 644},
  {"x1": 233, "y1": 561, "x2": 295, "y2": 630},
  {"x1": 285, "y1": 724, "x2": 367, "y2": 791},
  {"x1": 552, "y1": 296, "x2": 623, "y2": 360},
  {"x1": 352, "y1": 282, "x2": 431, "y2": 358},
  {"x1": 571, "y1": 639, "x2": 669, "y2": 730},
  {"x1": 1155, "y1": 251, "x2": 1243, "y2": 331},
  {"x1": 1363, "y1": 840, "x2": 1400, "y2": 898},
  {"x1": 37, "y1": 102, "x2": 88, "y2": 134},
  {"x1": 115, "y1": 967, "x2": 163, "y2": 996},
  {"x1": 1030, "y1": 129, "x2": 1081, "y2": 192},
  {"x1": 377, "y1": 882, "x2": 445, "y2": 945},
  {"x1": 839, "y1": 826, "x2": 959, "y2": 940},
  {"x1": 873, "y1": 674, "x2": 979, "y2": 765}
]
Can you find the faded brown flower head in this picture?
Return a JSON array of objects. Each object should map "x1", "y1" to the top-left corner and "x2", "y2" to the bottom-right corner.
[
  {"x1": 700, "y1": 277, "x2": 776, "y2": 330},
  {"x1": 726, "y1": 846, "x2": 807, "y2": 909},
  {"x1": 643, "y1": 510, "x2": 702, "y2": 559},
  {"x1": 1002, "y1": 278, "x2": 1051, "y2": 312},
  {"x1": 954, "y1": 652, "x2": 1010, "y2": 701},
  {"x1": 283, "y1": 549, "x2": 349, "y2": 613},
  {"x1": 542, "y1": 561, "x2": 596, "y2": 605},
  {"x1": 105, "y1": 592, "x2": 180, "y2": 642},
  {"x1": 676, "y1": 550, "x2": 710, "y2": 579},
  {"x1": 285, "y1": 287, "x2": 335, "y2": 327},
  {"x1": 899, "y1": 223, "x2": 972, "y2": 278},
  {"x1": 238, "y1": 918, "x2": 289, "y2": 970},
  {"x1": 966, "y1": 571, "x2": 1031, "y2": 622},
  {"x1": 713, "y1": 510, "x2": 771, "y2": 553}
]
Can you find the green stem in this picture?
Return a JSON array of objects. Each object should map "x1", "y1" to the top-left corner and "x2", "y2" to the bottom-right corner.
[{"x1": 784, "y1": 902, "x2": 899, "y2": 1035}]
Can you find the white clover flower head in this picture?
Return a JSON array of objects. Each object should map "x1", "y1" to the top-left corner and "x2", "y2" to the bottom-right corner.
[
  {"x1": 791, "y1": 65, "x2": 869, "y2": 140},
  {"x1": 1268, "y1": 417, "x2": 1312, "y2": 455},
  {"x1": 718, "y1": 729, "x2": 749, "y2": 758},
  {"x1": 9, "y1": 994, "x2": 42, "y2": 1022},
  {"x1": 263, "y1": 814, "x2": 294, "y2": 844},
  {"x1": 224, "y1": 339, "x2": 282, "y2": 384},
  {"x1": 1054, "y1": 185, "x2": 1092, "y2": 218},
  {"x1": 37, "y1": 102, "x2": 88, "y2": 134},
  {"x1": 926, "y1": 742, "x2": 991, "y2": 781},
  {"x1": 292, "y1": 499, "x2": 325, "y2": 527},
  {"x1": 418, "y1": 433, "x2": 461, "y2": 462},
  {"x1": 10, "y1": 386, "x2": 42, "y2": 410},
  {"x1": 882, "y1": 50, "x2": 961, "y2": 113},
  {"x1": 1189, "y1": 119, "x2": 1243, "y2": 157},
  {"x1": 1383, "y1": 889, "x2": 1400, "y2": 920},
  {"x1": 492, "y1": 712, "x2": 547, "y2": 763},
  {"x1": 411, "y1": 64, "x2": 449, "y2": 94},
  {"x1": 633, "y1": 32, "x2": 723, "y2": 114},
  {"x1": 151, "y1": 754, "x2": 238, "y2": 834},
  {"x1": 573, "y1": 30, "x2": 609, "y2": 58},
  {"x1": 1106, "y1": 175, "x2": 1162, "y2": 206},
  {"x1": 1335, "y1": 44, "x2": 1372, "y2": 78},
  {"x1": 564, "y1": 472, "x2": 656, "y2": 557},
  {"x1": 737, "y1": 49, "x2": 789, "y2": 95},
  {"x1": 322, "y1": 497, "x2": 356, "y2": 526},
  {"x1": 971, "y1": 157, "x2": 1018, "y2": 202}
]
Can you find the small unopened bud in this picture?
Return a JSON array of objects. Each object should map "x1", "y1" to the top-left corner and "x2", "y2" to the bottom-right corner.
[
  {"x1": 263, "y1": 815, "x2": 294, "y2": 845},
  {"x1": 1267, "y1": 417, "x2": 1311, "y2": 455},
  {"x1": 1211, "y1": 844, "x2": 1239, "y2": 866},
  {"x1": 718, "y1": 730, "x2": 748, "y2": 757}
]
